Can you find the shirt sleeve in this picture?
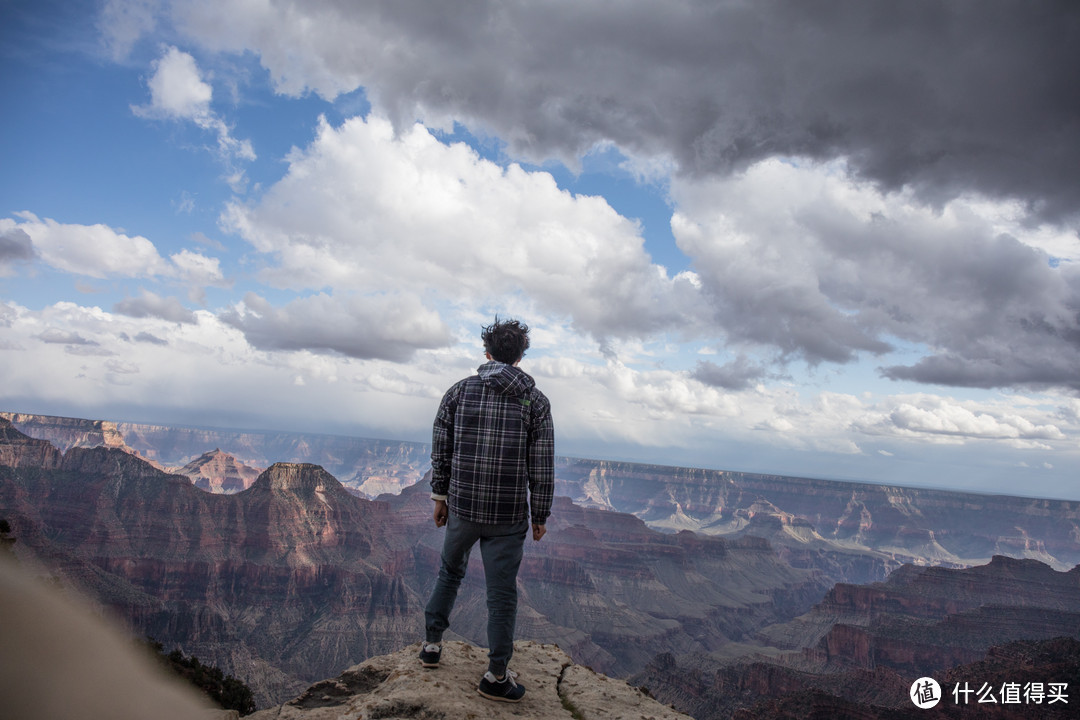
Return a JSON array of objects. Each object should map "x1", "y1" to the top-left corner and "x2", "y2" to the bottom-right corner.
[
  {"x1": 527, "y1": 393, "x2": 555, "y2": 524},
  {"x1": 430, "y1": 384, "x2": 457, "y2": 498}
]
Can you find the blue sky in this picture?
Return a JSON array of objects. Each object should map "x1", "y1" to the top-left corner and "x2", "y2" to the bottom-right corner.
[{"x1": 2, "y1": 1, "x2": 1079, "y2": 499}]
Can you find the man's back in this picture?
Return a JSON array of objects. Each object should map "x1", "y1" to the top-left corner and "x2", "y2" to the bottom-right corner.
[{"x1": 431, "y1": 360, "x2": 554, "y2": 526}]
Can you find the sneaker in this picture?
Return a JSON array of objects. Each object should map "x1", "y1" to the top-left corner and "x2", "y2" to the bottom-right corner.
[
  {"x1": 477, "y1": 669, "x2": 525, "y2": 703},
  {"x1": 419, "y1": 642, "x2": 441, "y2": 668}
]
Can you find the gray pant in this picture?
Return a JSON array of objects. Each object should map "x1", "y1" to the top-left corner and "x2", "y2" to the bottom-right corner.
[{"x1": 424, "y1": 513, "x2": 529, "y2": 676}]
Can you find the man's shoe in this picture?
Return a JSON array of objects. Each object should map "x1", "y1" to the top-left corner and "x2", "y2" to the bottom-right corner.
[
  {"x1": 477, "y1": 669, "x2": 525, "y2": 702},
  {"x1": 419, "y1": 642, "x2": 441, "y2": 668}
]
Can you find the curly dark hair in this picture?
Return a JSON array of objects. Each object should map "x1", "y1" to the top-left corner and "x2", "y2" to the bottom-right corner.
[{"x1": 482, "y1": 316, "x2": 531, "y2": 364}]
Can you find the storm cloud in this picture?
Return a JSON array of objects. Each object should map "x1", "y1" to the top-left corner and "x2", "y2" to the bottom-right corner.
[
  {"x1": 114, "y1": 290, "x2": 198, "y2": 324},
  {"x1": 219, "y1": 292, "x2": 452, "y2": 362},
  {"x1": 167, "y1": 0, "x2": 1080, "y2": 222}
]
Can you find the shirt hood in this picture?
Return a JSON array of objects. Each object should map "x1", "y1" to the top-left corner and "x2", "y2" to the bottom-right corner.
[{"x1": 477, "y1": 360, "x2": 535, "y2": 398}]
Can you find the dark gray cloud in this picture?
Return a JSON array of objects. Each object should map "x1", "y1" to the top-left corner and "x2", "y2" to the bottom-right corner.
[
  {"x1": 114, "y1": 291, "x2": 197, "y2": 324},
  {"x1": 692, "y1": 356, "x2": 769, "y2": 391},
  {"x1": 0, "y1": 227, "x2": 36, "y2": 263},
  {"x1": 38, "y1": 329, "x2": 97, "y2": 345},
  {"x1": 256, "y1": 0, "x2": 1080, "y2": 223},
  {"x1": 674, "y1": 158, "x2": 1080, "y2": 390},
  {"x1": 219, "y1": 292, "x2": 452, "y2": 362},
  {"x1": 881, "y1": 307, "x2": 1080, "y2": 391},
  {"x1": 133, "y1": 331, "x2": 169, "y2": 345}
]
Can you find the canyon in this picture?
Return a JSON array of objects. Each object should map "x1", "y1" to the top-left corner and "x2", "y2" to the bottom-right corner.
[
  {"x1": 0, "y1": 416, "x2": 825, "y2": 707},
  {"x1": 2, "y1": 411, "x2": 1079, "y2": 717},
  {"x1": 8, "y1": 411, "x2": 1079, "y2": 578},
  {"x1": 634, "y1": 556, "x2": 1080, "y2": 718}
]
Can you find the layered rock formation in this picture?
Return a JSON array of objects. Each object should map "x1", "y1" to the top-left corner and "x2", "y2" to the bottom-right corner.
[
  {"x1": 634, "y1": 557, "x2": 1080, "y2": 719},
  {"x1": 250, "y1": 641, "x2": 691, "y2": 720},
  {"x1": 7, "y1": 412, "x2": 432, "y2": 498},
  {"x1": 0, "y1": 418, "x2": 826, "y2": 709},
  {"x1": 555, "y1": 458, "x2": 1080, "y2": 573},
  {"x1": 10, "y1": 412, "x2": 1080, "y2": 580},
  {"x1": 382, "y1": 483, "x2": 832, "y2": 678},
  {"x1": 0, "y1": 415, "x2": 61, "y2": 468},
  {"x1": 0, "y1": 411, "x2": 162, "y2": 469},
  {"x1": 175, "y1": 449, "x2": 263, "y2": 493},
  {"x1": 0, "y1": 420, "x2": 421, "y2": 704},
  {"x1": 8, "y1": 412, "x2": 1080, "y2": 717},
  {"x1": 730, "y1": 636, "x2": 1080, "y2": 719},
  {"x1": 116, "y1": 420, "x2": 430, "y2": 497},
  {"x1": 0, "y1": 411, "x2": 131, "y2": 452}
]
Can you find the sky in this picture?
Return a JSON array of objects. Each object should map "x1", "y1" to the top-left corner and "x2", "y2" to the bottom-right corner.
[{"x1": 2, "y1": 0, "x2": 1079, "y2": 500}]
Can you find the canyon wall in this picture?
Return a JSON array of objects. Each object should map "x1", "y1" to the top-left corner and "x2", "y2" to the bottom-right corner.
[
  {"x1": 0, "y1": 417, "x2": 825, "y2": 708},
  {"x1": 10, "y1": 412, "x2": 1079, "y2": 580},
  {"x1": 634, "y1": 556, "x2": 1080, "y2": 719},
  {"x1": 7, "y1": 412, "x2": 1080, "y2": 717}
]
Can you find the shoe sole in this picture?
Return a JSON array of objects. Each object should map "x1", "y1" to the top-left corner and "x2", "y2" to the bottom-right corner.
[
  {"x1": 477, "y1": 689, "x2": 523, "y2": 703},
  {"x1": 420, "y1": 661, "x2": 439, "y2": 668}
]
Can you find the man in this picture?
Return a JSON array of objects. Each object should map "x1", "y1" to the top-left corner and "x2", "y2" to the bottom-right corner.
[{"x1": 420, "y1": 317, "x2": 555, "y2": 703}]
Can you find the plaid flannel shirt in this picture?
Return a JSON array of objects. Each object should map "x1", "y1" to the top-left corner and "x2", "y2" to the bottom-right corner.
[{"x1": 430, "y1": 360, "x2": 555, "y2": 525}]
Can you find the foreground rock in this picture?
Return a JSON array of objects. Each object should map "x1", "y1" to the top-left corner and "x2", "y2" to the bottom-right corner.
[
  {"x1": 250, "y1": 640, "x2": 690, "y2": 720},
  {"x1": 0, "y1": 556, "x2": 230, "y2": 720}
]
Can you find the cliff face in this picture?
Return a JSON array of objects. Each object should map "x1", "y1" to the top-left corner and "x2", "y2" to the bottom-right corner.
[
  {"x1": 381, "y1": 481, "x2": 831, "y2": 679},
  {"x1": 0, "y1": 412, "x2": 129, "y2": 452},
  {"x1": 727, "y1": 636, "x2": 1080, "y2": 719},
  {"x1": 0, "y1": 435, "x2": 421, "y2": 705},
  {"x1": 8, "y1": 552, "x2": 687, "y2": 720},
  {"x1": 0, "y1": 417, "x2": 62, "y2": 469},
  {"x1": 0, "y1": 421, "x2": 827, "y2": 710},
  {"x1": 11, "y1": 413, "x2": 1080, "y2": 581},
  {"x1": 8, "y1": 412, "x2": 1080, "y2": 718},
  {"x1": 5, "y1": 413, "x2": 431, "y2": 498},
  {"x1": 634, "y1": 557, "x2": 1080, "y2": 720},
  {"x1": 113, "y1": 420, "x2": 431, "y2": 497},
  {"x1": 808, "y1": 557, "x2": 1080, "y2": 674},
  {"x1": 555, "y1": 458, "x2": 1080, "y2": 573}
]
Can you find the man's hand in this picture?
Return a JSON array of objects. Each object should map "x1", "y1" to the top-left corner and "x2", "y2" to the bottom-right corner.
[
  {"x1": 433, "y1": 499, "x2": 448, "y2": 528},
  {"x1": 531, "y1": 523, "x2": 546, "y2": 541}
]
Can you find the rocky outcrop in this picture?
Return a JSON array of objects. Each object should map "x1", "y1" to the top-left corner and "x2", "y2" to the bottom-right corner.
[
  {"x1": 1, "y1": 412, "x2": 129, "y2": 452},
  {"x1": 1, "y1": 412, "x2": 162, "y2": 469},
  {"x1": 174, "y1": 449, "x2": 263, "y2": 493},
  {"x1": 249, "y1": 641, "x2": 690, "y2": 720},
  {"x1": 806, "y1": 557, "x2": 1080, "y2": 676},
  {"x1": 0, "y1": 417, "x2": 61, "y2": 468},
  {"x1": 4, "y1": 590, "x2": 694, "y2": 720},
  {"x1": 114, "y1": 420, "x2": 431, "y2": 497}
]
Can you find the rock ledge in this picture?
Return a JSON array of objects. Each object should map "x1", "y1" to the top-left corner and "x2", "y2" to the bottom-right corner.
[{"x1": 249, "y1": 640, "x2": 691, "y2": 720}]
